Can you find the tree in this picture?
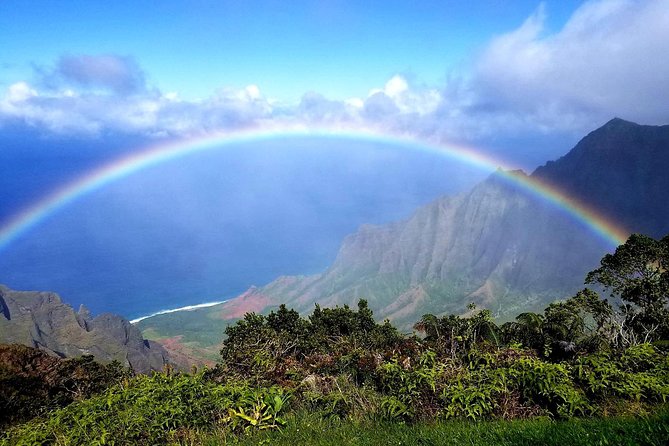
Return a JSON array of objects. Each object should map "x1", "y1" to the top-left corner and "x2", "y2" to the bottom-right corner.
[
  {"x1": 501, "y1": 312, "x2": 545, "y2": 352},
  {"x1": 414, "y1": 305, "x2": 499, "y2": 358},
  {"x1": 586, "y1": 233, "x2": 669, "y2": 342},
  {"x1": 413, "y1": 314, "x2": 441, "y2": 341},
  {"x1": 216, "y1": 300, "x2": 403, "y2": 383},
  {"x1": 586, "y1": 234, "x2": 669, "y2": 309},
  {"x1": 465, "y1": 307, "x2": 500, "y2": 347}
]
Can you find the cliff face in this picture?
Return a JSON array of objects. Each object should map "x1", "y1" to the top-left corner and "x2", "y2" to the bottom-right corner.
[
  {"x1": 223, "y1": 169, "x2": 606, "y2": 328},
  {"x1": 208, "y1": 119, "x2": 669, "y2": 329},
  {"x1": 533, "y1": 118, "x2": 669, "y2": 238},
  {"x1": 0, "y1": 285, "x2": 169, "y2": 373}
]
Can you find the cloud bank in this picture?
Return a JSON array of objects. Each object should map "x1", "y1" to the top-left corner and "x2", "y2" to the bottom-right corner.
[
  {"x1": 472, "y1": 0, "x2": 669, "y2": 131},
  {"x1": 1, "y1": 1, "x2": 668, "y2": 161}
]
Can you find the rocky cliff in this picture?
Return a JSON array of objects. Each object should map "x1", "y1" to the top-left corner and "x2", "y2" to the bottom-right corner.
[
  {"x1": 218, "y1": 169, "x2": 606, "y2": 328},
  {"x1": 0, "y1": 285, "x2": 169, "y2": 373}
]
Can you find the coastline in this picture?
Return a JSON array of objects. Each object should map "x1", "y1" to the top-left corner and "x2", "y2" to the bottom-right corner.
[{"x1": 129, "y1": 301, "x2": 226, "y2": 324}]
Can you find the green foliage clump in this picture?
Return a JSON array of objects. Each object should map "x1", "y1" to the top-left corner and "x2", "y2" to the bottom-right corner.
[
  {"x1": 0, "y1": 344, "x2": 129, "y2": 427},
  {"x1": 574, "y1": 344, "x2": 669, "y2": 404},
  {"x1": 376, "y1": 350, "x2": 443, "y2": 420},
  {"x1": 299, "y1": 374, "x2": 382, "y2": 420},
  {"x1": 440, "y1": 376, "x2": 500, "y2": 420},
  {"x1": 510, "y1": 357, "x2": 592, "y2": 418},
  {"x1": 1, "y1": 371, "x2": 290, "y2": 445},
  {"x1": 216, "y1": 299, "x2": 402, "y2": 384}
]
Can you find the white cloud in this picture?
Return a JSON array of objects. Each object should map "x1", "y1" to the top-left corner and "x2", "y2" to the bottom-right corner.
[
  {"x1": 367, "y1": 75, "x2": 441, "y2": 115},
  {"x1": 344, "y1": 97, "x2": 364, "y2": 109},
  {"x1": 473, "y1": 0, "x2": 669, "y2": 128},
  {"x1": 5, "y1": 82, "x2": 37, "y2": 102},
  {"x1": 297, "y1": 91, "x2": 350, "y2": 123},
  {"x1": 381, "y1": 75, "x2": 408, "y2": 97},
  {"x1": 362, "y1": 91, "x2": 399, "y2": 121},
  {"x1": 244, "y1": 84, "x2": 261, "y2": 100},
  {"x1": 0, "y1": 76, "x2": 280, "y2": 136}
]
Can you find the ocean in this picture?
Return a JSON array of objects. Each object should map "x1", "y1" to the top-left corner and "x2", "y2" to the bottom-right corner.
[{"x1": 0, "y1": 137, "x2": 488, "y2": 320}]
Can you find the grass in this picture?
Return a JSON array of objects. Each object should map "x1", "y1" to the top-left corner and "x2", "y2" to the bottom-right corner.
[{"x1": 196, "y1": 409, "x2": 669, "y2": 446}]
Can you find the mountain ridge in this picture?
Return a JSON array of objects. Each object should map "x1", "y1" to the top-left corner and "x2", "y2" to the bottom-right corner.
[
  {"x1": 211, "y1": 167, "x2": 606, "y2": 329},
  {"x1": 0, "y1": 285, "x2": 170, "y2": 373},
  {"x1": 532, "y1": 118, "x2": 669, "y2": 238}
]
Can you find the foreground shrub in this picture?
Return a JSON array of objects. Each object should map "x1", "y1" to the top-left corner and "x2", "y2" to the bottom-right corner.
[
  {"x1": 1, "y1": 371, "x2": 290, "y2": 445},
  {"x1": 574, "y1": 345, "x2": 669, "y2": 404},
  {"x1": 510, "y1": 357, "x2": 592, "y2": 418},
  {"x1": 0, "y1": 344, "x2": 129, "y2": 427},
  {"x1": 214, "y1": 300, "x2": 403, "y2": 387},
  {"x1": 298, "y1": 374, "x2": 382, "y2": 420}
]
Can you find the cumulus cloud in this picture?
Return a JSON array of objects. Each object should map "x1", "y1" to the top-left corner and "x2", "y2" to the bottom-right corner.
[
  {"x1": 1, "y1": 0, "x2": 668, "y2": 162},
  {"x1": 0, "y1": 78, "x2": 278, "y2": 136},
  {"x1": 471, "y1": 0, "x2": 669, "y2": 129},
  {"x1": 5, "y1": 82, "x2": 37, "y2": 103},
  {"x1": 155, "y1": 85, "x2": 276, "y2": 136},
  {"x1": 368, "y1": 75, "x2": 441, "y2": 116},
  {"x1": 297, "y1": 91, "x2": 356, "y2": 124}
]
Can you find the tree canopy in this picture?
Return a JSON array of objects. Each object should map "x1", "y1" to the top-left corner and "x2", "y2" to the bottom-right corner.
[{"x1": 586, "y1": 233, "x2": 669, "y2": 342}]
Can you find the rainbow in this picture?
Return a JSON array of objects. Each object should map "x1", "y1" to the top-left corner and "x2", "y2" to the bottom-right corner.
[{"x1": 0, "y1": 128, "x2": 629, "y2": 252}]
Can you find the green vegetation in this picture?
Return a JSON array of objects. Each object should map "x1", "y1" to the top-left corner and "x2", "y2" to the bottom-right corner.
[
  {"x1": 0, "y1": 344, "x2": 129, "y2": 428},
  {"x1": 2, "y1": 372, "x2": 290, "y2": 445},
  {"x1": 2, "y1": 233, "x2": 669, "y2": 444},
  {"x1": 138, "y1": 305, "x2": 229, "y2": 354}
]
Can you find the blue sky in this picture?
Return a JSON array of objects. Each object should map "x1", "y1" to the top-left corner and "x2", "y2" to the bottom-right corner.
[
  {"x1": 1, "y1": 1, "x2": 583, "y2": 100},
  {"x1": 1, "y1": 0, "x2": 668, "y2": 164}
]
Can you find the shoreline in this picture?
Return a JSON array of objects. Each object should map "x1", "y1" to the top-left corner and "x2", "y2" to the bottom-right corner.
[{"x1": 129, "y1": 300, "x2": 226, "y2": 324}]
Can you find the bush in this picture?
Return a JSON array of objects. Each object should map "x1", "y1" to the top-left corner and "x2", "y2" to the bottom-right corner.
[
  {"x1": 511, "y1": 357, "x2": 592, "y2": 418},
  {"x1": 1, "y1": 372, "x2": 291, "y2": 445},
  {"x1": 0, "y1": 344, "x2": 129, "y2": 427},
  {"x1": 573, "y1": 344, "x2": 669, "y2": 405}
]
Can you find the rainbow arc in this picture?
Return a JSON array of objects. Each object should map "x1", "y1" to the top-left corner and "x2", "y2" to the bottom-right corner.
[{"x1": 0, "y1": 128, "x2": 629, "y2": 251}]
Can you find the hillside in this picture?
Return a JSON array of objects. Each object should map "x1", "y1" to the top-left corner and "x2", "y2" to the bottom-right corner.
[
  {"x1": 0, "y1": 285, "x2": 169, "y2": 373},
  {"x1": 215, "y1": 170, "x2": 606, "y2": 328},
  {"x1": 533, "y1": 118, "x2": 669, "y2": 238}
]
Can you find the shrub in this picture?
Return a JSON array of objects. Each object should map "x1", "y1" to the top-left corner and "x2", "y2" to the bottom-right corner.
[
  {"x1": 1, "y1": 372, "x2": 291, "y2": 445},
  {"x1": 0, "y1": 344, "x2": 129, "y2": 427},
  {"x1": 511, "y1": 357, "x2": 592, "y2": 418}
]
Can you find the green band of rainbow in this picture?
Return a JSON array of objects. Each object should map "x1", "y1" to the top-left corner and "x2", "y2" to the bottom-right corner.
[{"x1": 0, "y1": 128, "x2": 629, "y2": 252}]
